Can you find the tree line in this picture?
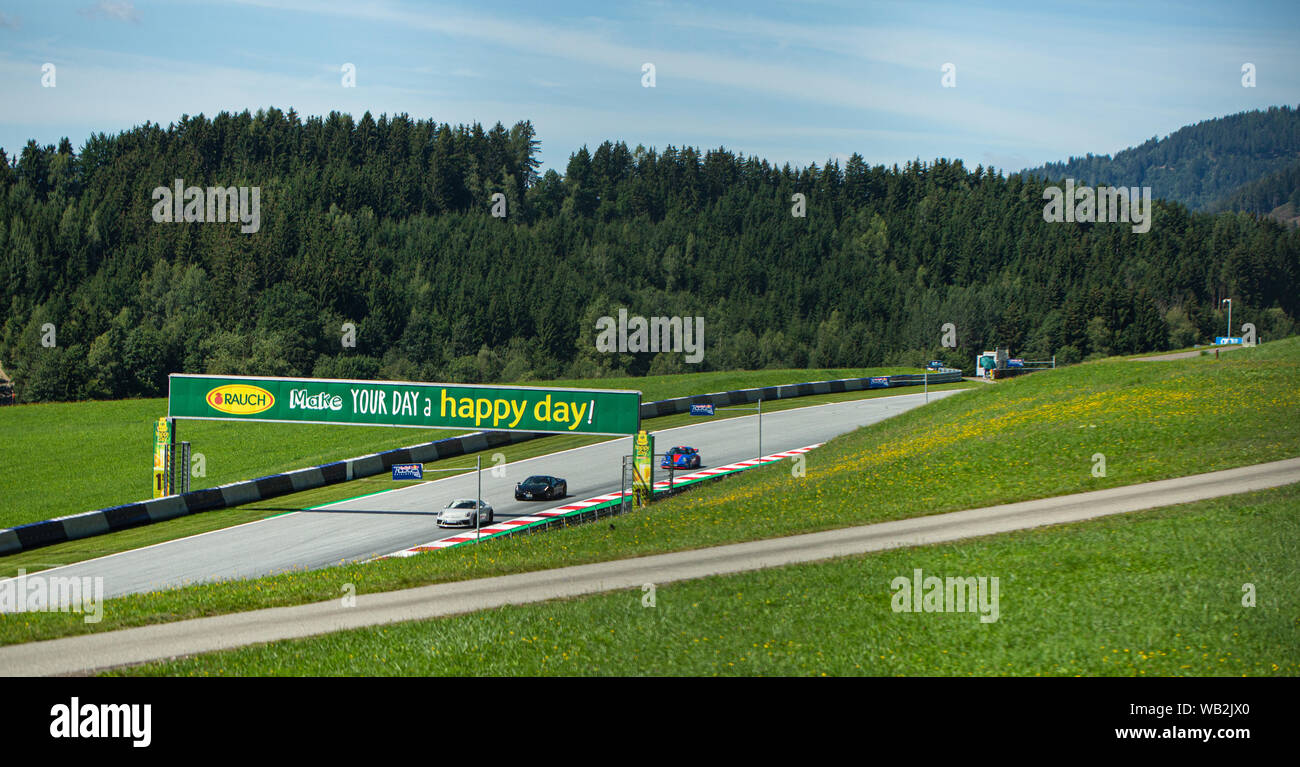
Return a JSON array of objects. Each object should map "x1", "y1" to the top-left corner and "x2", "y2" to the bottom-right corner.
[{"x1": 2, "y1": 107, "x2": 1298, "y2": 403}]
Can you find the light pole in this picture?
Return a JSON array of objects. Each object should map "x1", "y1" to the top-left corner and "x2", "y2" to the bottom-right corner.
[
  {"x1": 1221, "y1": 298, "x2": 1232, "y2": 341},
  {"x1": 475, "y1": 454, "x2": 482, "y2": 543}
]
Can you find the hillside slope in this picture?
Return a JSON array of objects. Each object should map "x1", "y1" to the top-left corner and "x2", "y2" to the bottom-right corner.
[
  {"x1": 1018, "y1": 105, "x2": 1300, "y2": 212},
  {"x1": 1208, "y1": 159, "x2": 1300, "y2": 224}
]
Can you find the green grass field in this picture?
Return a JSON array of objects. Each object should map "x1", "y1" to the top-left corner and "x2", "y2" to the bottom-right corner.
[
  {"x1": 0, "y1": 399, "x2": 465, "y2": 528},
  {"x1": 0, "y1": 366, "x2": 914, "y2": 530},
  {"x1": 1, "y1": 339, "x2": 1295, "y2": 648},
  {"x1": 111, "y1": 484, "x2": 1300, "y2": 676}
]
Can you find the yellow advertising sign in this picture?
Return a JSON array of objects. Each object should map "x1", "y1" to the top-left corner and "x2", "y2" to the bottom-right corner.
[
  {"x1": 633, "y1": 430, "x2": 654, "y2": 507},
  {"x1": 153, "y1": 417, "x2": 170, "y2": 498},
  {"x1": 205, "y1": 384, "x2": 275, "y2": 415}
]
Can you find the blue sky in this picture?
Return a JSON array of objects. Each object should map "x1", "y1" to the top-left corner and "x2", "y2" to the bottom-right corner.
[{"x1": 2, "y1": 0, "x2": 1298, "y2": 173}]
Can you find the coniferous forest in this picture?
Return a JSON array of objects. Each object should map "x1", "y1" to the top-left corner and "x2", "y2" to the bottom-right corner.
[
  {"x1": 2, "y1": 107, "x2": 1298, "y2": 403},
  {"x1": 1018, "y1": 105, "x2": 1300, "y2": 213}
]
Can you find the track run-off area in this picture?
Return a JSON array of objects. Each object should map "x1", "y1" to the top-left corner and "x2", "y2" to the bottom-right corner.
[{"x1": 2, "y1": 456, "x2": 1295, "y2": 676}]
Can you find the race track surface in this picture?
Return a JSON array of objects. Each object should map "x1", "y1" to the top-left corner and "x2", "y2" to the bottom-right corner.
[
  {"x1": 1131, "y1": 346, "x2": 1246, "y2": 361},
  {"x1": 19, "y1": 390, "x2": 961, "y2": 600}
]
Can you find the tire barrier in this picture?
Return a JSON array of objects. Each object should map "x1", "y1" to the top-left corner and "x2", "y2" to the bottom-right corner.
[
  {"x1": 0, "y1": 370, "x2": 961, "y2": 556},
  {"x1": 638, "y1": 370, "x2": 961, "y2": 419}
]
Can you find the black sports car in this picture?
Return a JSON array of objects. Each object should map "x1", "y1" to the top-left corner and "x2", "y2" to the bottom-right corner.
[{"x1": 515, "y1": 474, "x2": 568, "y2": 501}]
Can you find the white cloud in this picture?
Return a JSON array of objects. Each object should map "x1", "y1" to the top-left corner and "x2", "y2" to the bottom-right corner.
[
  {"x1": 3, "y1": 1, "x2": 1295, "y2": 172},
  {"x1": 79, "y1": 1, "x2": 141, "y2": 23}
]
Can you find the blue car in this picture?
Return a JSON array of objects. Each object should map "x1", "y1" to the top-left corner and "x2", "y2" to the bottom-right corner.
[{"x1": 661, "y1": 446, "x2": 701, "y2": 470}]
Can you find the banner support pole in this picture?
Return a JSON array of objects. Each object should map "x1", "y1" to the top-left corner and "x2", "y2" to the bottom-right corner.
[{"x1": 168, "y1": 417, "x2": 177, "y2": 496}]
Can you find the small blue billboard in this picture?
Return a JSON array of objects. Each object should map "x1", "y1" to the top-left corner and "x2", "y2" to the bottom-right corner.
[
  {"x1": 1215, "y1": 337, "x2": 1243, "y2": 345},
  {"x1": 690, "y1": 403, "x2": 715, "y2": 416},
  {"x1": 392, "y1": 463, "x2": 424, "y2": 480}
]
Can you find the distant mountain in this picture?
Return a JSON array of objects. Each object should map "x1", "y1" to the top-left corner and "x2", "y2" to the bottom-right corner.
[
  {"x1": 1018, "y1": 105, "x2": 1300, "y2": 215},
  {"x1": 1207, "y1": 159, "x2": 1300, "y2": 226}
]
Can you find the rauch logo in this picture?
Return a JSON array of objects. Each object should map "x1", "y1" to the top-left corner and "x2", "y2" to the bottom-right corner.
[{"x1": 206, "y1": 384, "x2": 275, "y2": 414}]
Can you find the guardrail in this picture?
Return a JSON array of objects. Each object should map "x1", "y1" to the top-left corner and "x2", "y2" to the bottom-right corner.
[
  {"x1": 640, "y1": 370, "x2": 960, "y2": 418},
  {"x1": 0, "y1": 429, "x2": 541, "y2": 556},
  {"x1": 0, "y1": 370, "x2": 961, "y2": 556}
]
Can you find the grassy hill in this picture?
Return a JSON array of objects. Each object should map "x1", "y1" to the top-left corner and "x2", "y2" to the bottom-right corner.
[
  {"x1": 3, "y1": 338, "x2": 1296, "y2": 647},
  {"x1": 116, "y1": 484, "x2": 1299, "y2": 676}
]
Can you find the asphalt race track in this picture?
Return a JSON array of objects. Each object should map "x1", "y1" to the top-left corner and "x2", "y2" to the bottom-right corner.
[{"x1": 20, "y1": 390, "x2": 962, "y2": 599}]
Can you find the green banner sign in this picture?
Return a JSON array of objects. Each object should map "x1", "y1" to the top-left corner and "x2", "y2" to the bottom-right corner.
[{"x1": 167, "y1": 374, "x2": 641, "y2": 436}]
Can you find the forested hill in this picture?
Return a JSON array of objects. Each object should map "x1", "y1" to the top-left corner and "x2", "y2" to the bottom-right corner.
[
  {"x1": 1017, "y1": 105, "x2": 1300, "y2": 213},
  {"x1": 1208, "y1": 161, "x2": 1300, "y2": 225},
  {"x1": 2, "y1": 107, "x2": 1299, "y2": 403}
]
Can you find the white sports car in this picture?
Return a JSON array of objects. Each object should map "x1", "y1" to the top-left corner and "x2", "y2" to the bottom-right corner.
[{"x1": 436, "y1": 498, "x2": 494, "y2": 528}]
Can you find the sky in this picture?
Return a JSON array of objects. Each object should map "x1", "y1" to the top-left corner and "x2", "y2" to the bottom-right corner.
[{"x1": 1, "y1": 0, "x2": 1298, "y2": 174}]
